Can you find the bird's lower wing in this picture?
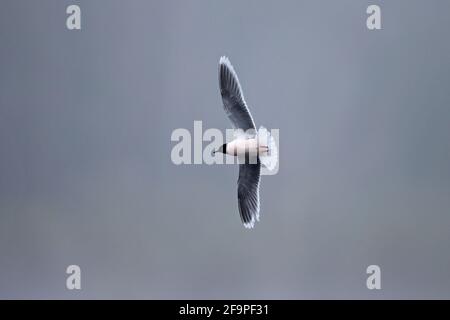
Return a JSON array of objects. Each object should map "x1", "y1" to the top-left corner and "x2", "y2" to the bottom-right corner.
[{"x1": 237, "y1": 163, "x2": 261, "y2": 228}]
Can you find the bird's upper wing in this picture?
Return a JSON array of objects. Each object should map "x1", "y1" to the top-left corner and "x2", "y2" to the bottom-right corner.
[
  {"x1": 237, "y1": 162, "x2": 261, "y2": 228},
  {"x1": 219, "y1": 56, "x2": 256, "y2": 131}
]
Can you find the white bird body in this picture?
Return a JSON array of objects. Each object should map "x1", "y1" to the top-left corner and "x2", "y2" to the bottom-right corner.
[{"x1": 226, "y1": 138, "x2": 266, "y2": 157}]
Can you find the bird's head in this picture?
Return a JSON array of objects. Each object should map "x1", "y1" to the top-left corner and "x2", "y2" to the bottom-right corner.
[{"x1": 212, "y1": 143, "x2": 227, "y2": 155}]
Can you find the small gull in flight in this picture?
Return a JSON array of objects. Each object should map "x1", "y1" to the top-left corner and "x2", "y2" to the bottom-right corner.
[{"x1": 214, "y1": 56, "x2": 278, "y2": 229}]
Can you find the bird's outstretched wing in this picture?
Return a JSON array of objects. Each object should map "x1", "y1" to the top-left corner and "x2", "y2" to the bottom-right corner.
[
  {"x1": 219, "y1": 56, "x2": 256, "y2": 131},
  {"x1": 237, "y1": 163, "x2": 261, "y2": 228}
]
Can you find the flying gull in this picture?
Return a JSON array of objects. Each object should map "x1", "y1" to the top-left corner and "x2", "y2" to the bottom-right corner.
[{"x1": 213, "y1": 56, "x2": 278, "y2": 229}]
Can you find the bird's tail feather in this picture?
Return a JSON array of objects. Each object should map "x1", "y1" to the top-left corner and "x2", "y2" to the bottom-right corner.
[{"x1": 257, "y1": 126, "x2": 278, "y2": 171}]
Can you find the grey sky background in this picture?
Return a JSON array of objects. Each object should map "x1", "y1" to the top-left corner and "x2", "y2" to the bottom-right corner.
[{"x1": 1, "y1": 0, "x2": 450, "y2": 299}]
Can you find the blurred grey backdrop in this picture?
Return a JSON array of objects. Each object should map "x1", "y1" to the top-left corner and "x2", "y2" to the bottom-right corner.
[{"x1": 1, "y1": 0, "x2": 450, "y2": 299}]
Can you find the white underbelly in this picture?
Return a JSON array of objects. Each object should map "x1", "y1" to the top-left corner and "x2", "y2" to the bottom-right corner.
[{"x1": 226, "y1": 138, "x2": 259, "y2": 156}]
